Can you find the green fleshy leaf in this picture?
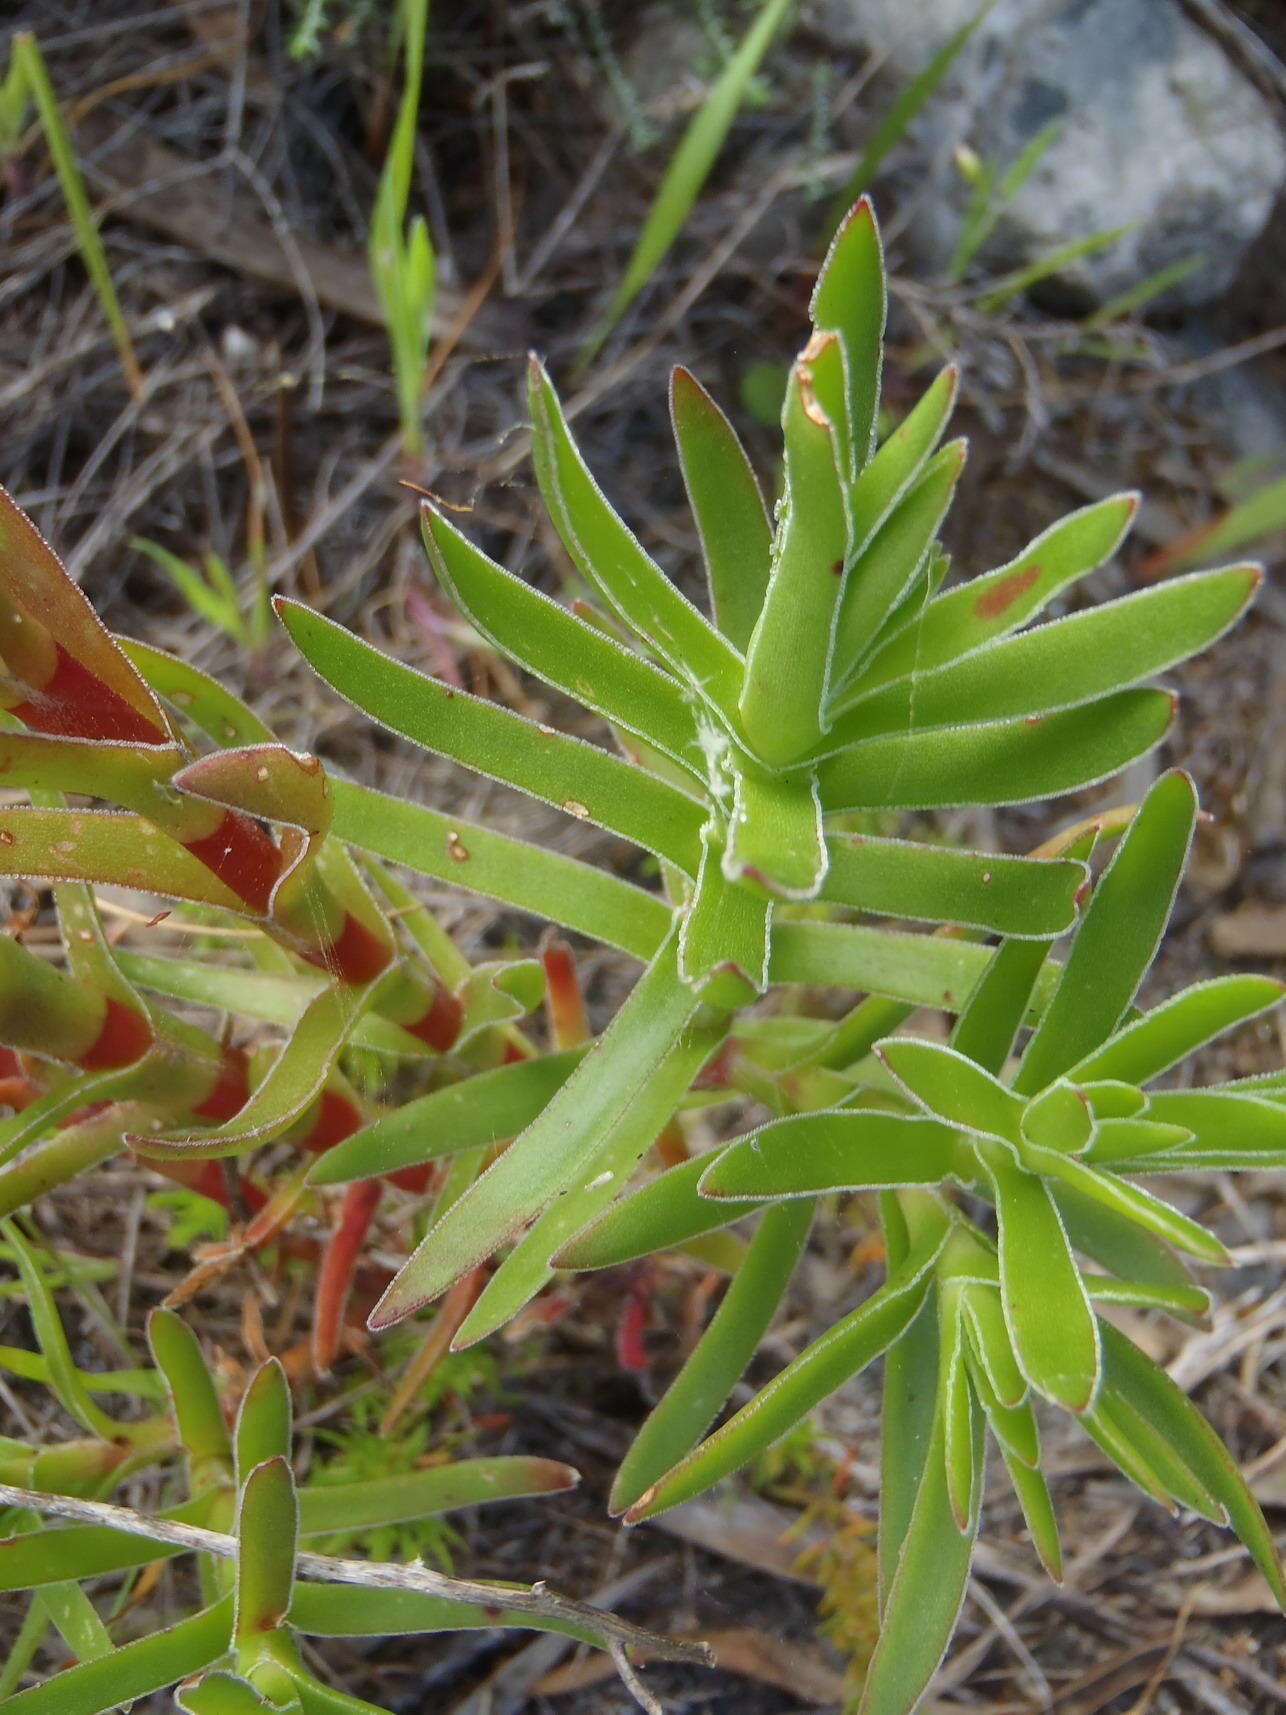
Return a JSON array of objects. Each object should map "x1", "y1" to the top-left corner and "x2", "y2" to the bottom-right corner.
[
  {"x1": 553, "y1": 1152, "x2": 764, "y2": 1271},
  {"x1": 822, "y1": 834, "x2": 1083, "y2": 937},
  {"x1": 624, "y1": 1213, "x2": 945, "y2": 1522},
  {"x1": 235, "y1": 1360, "x2": 292, "y2": 1483},
  {"x1": 1088, "y1": 1271, "x2": 1211, "y2": 1317},
  {"x1": 1020, "y1": 1144, "x2": 1227, "y2": 1263},
  {"x1": 950, "y1": 936, "x2": 1052, "y2": 1076},
  {"x1": 829, "y1": 440, "x2": 964, "y2": 691},
  {"x1": 770, "y1": 919, "x2": 1056, "y2": 1014},
  {"x1": 369, "y1": 932, "x2": 699, "y2": 1327},
  {"x1": 861, "y1": 1376, "x2": 981, "y2": 1715},
  {"x1": 1133, "y1": 1089, "x2": 1286, "y2": 1170},
  {"x1": 878, "y1": 1037, "x2": 1023, "y2": 1145},
  {"x1": 148, "y1": 1308, "x2": 233, "y2": 1479},
  {"x1": 1090, "y1": 1118, "x2": 1200, "y2": 1173},
  {"x1": 1, "y1": 1221, "x2": 116, "y2": 1438},
  {"x1": 330, "y1": 775, "x2": 671, "y2": 959},
  {"x1": 233, "y1": 1457, "x2": 298, "y2": 1643},
  {"x1": 528, "y1": 360, "x2": 743, "y2": 713},
  {"x1": 297, "y1": 1456, "x2": 577, "y2": 1535},
  {"x1": 1099, "y1": 1322, "x2": 1285, "y2": 1605},
  {"x1": 810, "y1": 197, "x2": 886, "y2": 473},
  {"x1": 289, "y1": 1582, "x2": 597, "y2": 1645},
  {"x1": 699, "y1": 1110, "x2": 958, "y2": 1199},
  {"x1": 1082, "y1": 1080, "x2": 1148, "y2": 1120},
  {"x1": 278, "y1": 601, "x2": 704, "y2": 873},
  {"x1": 961, "y1": 1284, "x2": 1026, "y2": 1410},
  {"x1": 610, "y1": 1198, "x2": 813, "y2": 1515},
  {"x1": 670, "y1": 366, "x2": 772, "y2": 651},
  {"x1": 1082, "y1": 1387, "x2": 1220, "y2": 1519},
  {"x1": 176, "y1": 1672, "x2": 278, "y2": 1715},
  {"x1": 677, "y1": 833, "x2": 771, "y2": 1008},
  {"x1": 38, "y1": 1581, "x2": 112, "y2": 1666},
  {"x1": 1000, "y1": 1447, "x2": 1061, "y2": 1579},
  {"x1": 816, "y1": 688, "x2": 1173, "y2": 813},
  {"x1": 940, "y1": 1300, "x2": 981, "y2": 1529},
  {"x1": 0, "y1": 1494, "x2": 218, "y2": 1590},
  {"x1": 0, "y1": 1597, "x2": 232, "y2": 1715},
  {"x1": 121, "y1": 640, "x2": 275, "y2": 746},
  {"x1": 309, "y1": 1049, "x2": 585, "y2": 1184},
  {"x1": 847, "y1": 366, "x2": 958, "y2": 550},
  {"x1": 1073, "y1": 975, "x2": 1284, "y2": 1086},
  {"x1": 739, "y1": 339, "x2": 850, "y2": 766},
  {"x1": 1055, "y1": 1183, "x2": 1199, "y2": 1304},
  {"x1": 857, "y1": 492, "x2": 1139, "y2": 692},
  {"x1": 453, "y1": 1025, "x2": 721, "y2": 1346},
  {"x1": 1017, "y1": 771, "x2": 1196, "y2": 1094},
  {"x1": 878, "y1": 1285, "x2": 939, "y2": 1610},
  {"x1": 724, "y1": 761, "x2": 827, "y2": 900},
  {"x1": 1021, "y1": 1080, "x2": 1094, "y2": 1154},
  {"x1": 980, "y1": 1146, "x2": 1100, "y2": 1412},
  {"x1": 420, "y1": 502, "x2": 706, "y2": 779},
  {"x1": 839, "y1": 566, "x2": 1257, "y2": 738}
]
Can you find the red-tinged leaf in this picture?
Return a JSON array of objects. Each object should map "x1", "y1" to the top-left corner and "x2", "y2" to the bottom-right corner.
[
  {"x1": 0, "y1": 806, "x2": 247, "y2": 909},
  {"x1": 0, "y1": 483, "x2": 170, "y2": 744},
  {"x1": 312, "y1": 1178, "x2": 383, "y2": 1373},
  {"x1": 134, "y1": 973, "x2": 395, "y2": 1160}
]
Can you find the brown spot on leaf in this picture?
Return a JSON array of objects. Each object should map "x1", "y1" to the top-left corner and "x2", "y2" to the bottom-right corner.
[{"x1": 974, "y1": 563, "x2": 1040, "y2": 620}]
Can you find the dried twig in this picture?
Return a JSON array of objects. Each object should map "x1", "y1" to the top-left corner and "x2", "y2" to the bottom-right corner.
[{"x1": 0, "y1": 1482, "x2": 712, "y2": 1669}]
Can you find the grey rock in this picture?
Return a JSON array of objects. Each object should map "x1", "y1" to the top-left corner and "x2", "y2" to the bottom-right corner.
[{"x1": 814, "y1": 0, "x2": 1286, "y2": 307}]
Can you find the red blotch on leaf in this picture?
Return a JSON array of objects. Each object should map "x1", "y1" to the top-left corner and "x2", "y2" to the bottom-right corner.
[
  {"x1": 78, "y1": 997, "x2": 153, "y2": 1071},
  {"x1": 402, "y1": 982, "x2": 463, "y2": 1052},
  {"x1": 183, "y1": 811, "x2": 282, "y2": 915},
  {"x1": 973, "y1": 563, "x2": 1040, "y2": 620},
  {"x1": 11, "y1": 646, "x2": 167, "y2": 744},
  {"x1": 300, "y1": 911, "x2": 392, "y2": 986}
]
